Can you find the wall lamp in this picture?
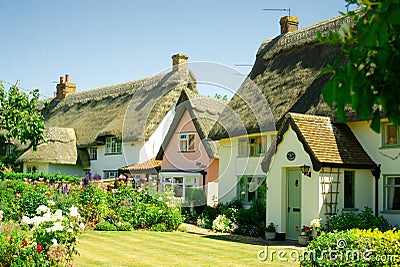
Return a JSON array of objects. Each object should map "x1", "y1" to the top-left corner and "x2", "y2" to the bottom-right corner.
[{"x1": 300, "y1": 164, "x2": 311, "y2": 177}]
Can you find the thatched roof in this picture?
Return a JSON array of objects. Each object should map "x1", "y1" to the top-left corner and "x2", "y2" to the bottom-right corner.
[
  {"x1": 16, "y1": 127, "x2": 88, "y2": 166},
  {"x1": 209, "y1": 13, "x2": 355, "y2": 140},
  {"x1": 156, "y1": 91, "x2": 224, "y2": 160},
  {"x1": 261, "y1": 113, "x2": 376, "y2": 173},
  {"x1": 42, "y1": 69, "x2": 198, "y2": 147}
]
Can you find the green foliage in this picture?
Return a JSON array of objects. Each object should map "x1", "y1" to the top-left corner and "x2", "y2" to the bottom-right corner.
[
  {"x1": 301, "y1": 228, "x2": 400, "y2": 266},
  {"x1": 0, "y1": 172, "x2": 81, "y2": 184},
  {"x1": 212, "y1": 214, "x2": 232, "y2": 233},
  {"x1": 318, "y1": 0, "x2": 400, "y2": 132},
  {"x1": 95, "y1": 221, "x2": 118, "y2": 231},
  {"x1": 76, "y1": 183, "x2": 108, "y2": 227},
  {"x1": 0, "y1": 82, "x2": 45, "y2": 151},
  {"x1": 329, "y1": 206, "x2": 391, "y2": 232}
]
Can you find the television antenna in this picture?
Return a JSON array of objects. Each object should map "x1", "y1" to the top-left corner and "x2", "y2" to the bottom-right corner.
[{"x1": 262, "y1": 8, "x2": 291, "y2": 17}]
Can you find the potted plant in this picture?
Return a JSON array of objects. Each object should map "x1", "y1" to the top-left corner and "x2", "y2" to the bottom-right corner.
[
  {"x1": 310, "y1": 218, "x2": 321, "y2": 238},
  {"x1": 295, "y1": 225, "x2": 312, "y2": 246},
  {"x1": 263, "y1": 222, "x2": 277, "y2": 240}
]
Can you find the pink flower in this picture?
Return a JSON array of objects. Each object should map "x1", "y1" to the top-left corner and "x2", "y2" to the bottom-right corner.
[
  {"x1": 45, "y1": 192, "x2": 51, "y2": 197},
  {"x1": 79, "y1": 222, "x2": 85, "y2": 231},
  {"x1": 15, "y1": 193, "x2": 21, "y2": 198},
  {"x1": 34, "y1": 180, "x2": 39, "y2": 185},
  {"x1": 45, "y1": 179, "x2": 50, "y2": 183}
]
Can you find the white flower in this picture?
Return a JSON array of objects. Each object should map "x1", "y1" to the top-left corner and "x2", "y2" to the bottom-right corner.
[
  {"x1": 45, "y1": 227, "x2": 52, "y2": 233},
  {"x1": 47, "y1": 200, "x2": 55, "y2": 206},
  {"x1": 79, "y1": 222, "x2": 85, "y2": 231},
  {"x1": 67, "y1": 228, "x2": 73, "y2": 233},
  {"x1": 0, "y1": 210, "x2": 3, "y2": 215},
  {"x1": 51, "y1": 238, "x2": 58, "y2": 245},
  {"x1": 338, "y1": 23, "x2": 351, "y2": 42},
  {"x1": 52, "y1": 210, "x2": 63, "y2": 221},
  {"x1": 310, "y1": 218, "x2": 321, "y2": 229},
  {"x1": 51, "y1": 221, "x2": 64, "y2": 232},
  {"x1": 36, "y1": 205, "x2": 50, "y2": 215},
  {"x1": 21, "y1": 216, "x2": 33, "y2": 225},
  {"x1": 69, "y1": 205, "x2": 80, "y2": 218}
]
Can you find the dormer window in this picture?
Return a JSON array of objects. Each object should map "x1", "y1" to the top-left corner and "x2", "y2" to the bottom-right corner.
[
  {"x1": 179, "y1": 133, "x2": 195, "y2": 152},
  {"x1": 383, "y1": 123, "x2": 399, "y2": 147},
  {"x1": 105, "y1": 137, "x2": 122, "y2": 154}
]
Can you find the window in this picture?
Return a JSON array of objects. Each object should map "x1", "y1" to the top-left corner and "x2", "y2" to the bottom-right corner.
[
  {"x1": 105, "y1": 137, "x2": 122, "y2": 154},
  {"x1": 239, "y1": 176, "x2": 265, "y2": 205},
  {"x1": 103, "y1": 170, "x2": 118, "y2": 179},
  {"x1": 385, "y1": 176, "x2": 400, "y2": 210},
  {"x1": 383, "y1": 124, "x2": 399, "y2": 146},
  {"x1": 162, "y1": 176, "x2": 199, "y2": 200},
  {"x1": 238, "y1": 136, "x2": 267, "y2": 156},
  {"x1": 179, "y1": 133, "x2": 196, "y2": 152},
  {"x1": 344, "y1": 171, "x2": 355, "y2": 209},
  {"x1": 27, "y1": 166, "x2": 37, "y2": 173},
  {"x1": 88, "y1": 147, "x2": 97, "y2": 160}
]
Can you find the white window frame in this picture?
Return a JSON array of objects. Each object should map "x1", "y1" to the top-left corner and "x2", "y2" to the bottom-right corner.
[
  {"x1": 162, "y1": 175, "x2": 199, "y2": 200},
  {"x1": 179, "y1": 133, "x2": 196, "y2": 152},
  {"x1": 103, "y1": 170, "x2": 118, "y2": 179},
  {"x1": 27, "y1": 165, "x2": 37, "y2": 173},
  {"x1": 384, "y1": 175, "x2": 400, "y2": 211},
  {"x1": 238, "y1": 136, "x2": 267, "y2": 157},
  {"x1": 105, "y1": 137, "x2": 122, "y2": 154},
  {"x1": 88, "y1": 147, "x2": 98, "y2": 160}
]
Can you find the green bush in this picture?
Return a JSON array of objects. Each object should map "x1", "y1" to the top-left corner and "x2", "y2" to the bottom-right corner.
[
  {"x1": 116, "y1": 221, "x2": 133, "y2": 231},
  {"x1": 0, "y1": 172, "x2": 81, "y2": 184},
  {"x1": 301, "y1": 228, "x2": 400, "y2": 266},
  {"x1": 95, "y1": 221, "x2": 117, "y2": 231},
  {"x1": 76, "y1": 183, "x2": 108, "y2": 227},
  {"x1": 329, "y1": 207, "x2": 391, "y2": 232},
  {"x1": 212, "y1": 214, "x2": 232, "y2": 233}
]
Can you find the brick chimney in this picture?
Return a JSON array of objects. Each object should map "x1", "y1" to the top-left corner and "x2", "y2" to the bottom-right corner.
[
  {"x1": 172, "y1": 54, "x2": 188, "y2": 71},
  {"x1": 280, "y1": 16, "x2": 299, "y2": 34},
  {"x1": 55, "y1": 74, "x2": 76, "y2": 99}
]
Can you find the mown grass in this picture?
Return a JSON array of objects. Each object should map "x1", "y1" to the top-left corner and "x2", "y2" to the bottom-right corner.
[{"x1": 74, "y1": 231, "x2": 301, "y2": 267}]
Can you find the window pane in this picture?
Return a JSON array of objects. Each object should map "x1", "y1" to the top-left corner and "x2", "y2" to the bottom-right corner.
[
  {"x1": 386, "y1": 177, "x2": 400, "y2": 210},
  {"x1": 258, "y1": 137, "x2": 267, "y2": 154},
  {"x1": 344, "y1": 171, "x2": 355, "y2": 208},
  {"x1": 173, "y1": 177, "x2": 183, "y2": 184},
  {"x1": 238, "y1": 139, "x2": 248, "y2": 156},
  {"x1": 180, "y1": 139, "x2": 188, "y2": 151},
  {"x1": 188, "y1": 134, "x2": 195, "y2": 151},
  {"x1": 174, "y1": 185, "x2": 183, "y2": 197},
  {"x1": 385, "y1": 125, "x2": 398, "y2": 145}
]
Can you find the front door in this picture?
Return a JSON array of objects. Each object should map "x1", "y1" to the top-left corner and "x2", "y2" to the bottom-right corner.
[{"x1": 287, "y1": 170, "x2": 302, "y2": 240}]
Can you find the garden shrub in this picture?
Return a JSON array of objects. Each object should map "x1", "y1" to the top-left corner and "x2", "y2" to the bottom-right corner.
[
  {"x1": 95, "y1": 221, "x2": 117, "y2": 231},
  {"x1": 0, "y1": 172, "x2": 81, "y2": 184},
  {"x1": 76, "y1": 183, "x2": 108, "y2": 227},
  {"x1": 329, "y1": 207, "x2": 391, "y2": 232},
  {"x1": 301, "y1": 228, "x2": 400, "y2": 266},
  {"x1": 212, "y1": 214, "x2": 232, "y2": 233}
]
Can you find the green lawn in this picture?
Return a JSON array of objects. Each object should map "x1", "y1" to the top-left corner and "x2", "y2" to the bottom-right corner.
[{"x1": 74, "y1": 231, "x2": 301, "y2": 267}]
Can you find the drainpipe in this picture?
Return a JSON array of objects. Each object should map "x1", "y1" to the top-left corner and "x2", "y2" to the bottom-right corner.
[{"x1": 371, "y1": 164, "x2": 381, "y2": 217}]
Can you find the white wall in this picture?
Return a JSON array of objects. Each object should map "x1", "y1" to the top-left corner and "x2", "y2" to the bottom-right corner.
[
  {"x1": 348, "y1": 121, "x2": 400, "y2": 226},
  {"x1": 23, "y1": 162, "x2": 49, "y2": 174},
  {"x1": 218, "y1": 133, "x2": 274, "y2": 203},
  {"x1": 48, "y1": 164, "x2": 85, "y2": 177}
]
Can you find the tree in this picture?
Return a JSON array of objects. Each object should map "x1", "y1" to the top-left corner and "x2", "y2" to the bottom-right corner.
[
  {"x1": 0, "y1": 81, "x2": 45, "y2": 151},
  {"x1": 213, "y1": 93, "x2": 228, "y2": 101},
  {"x1": 319, "y1": 0, "x2": 400, "y2": 132}
]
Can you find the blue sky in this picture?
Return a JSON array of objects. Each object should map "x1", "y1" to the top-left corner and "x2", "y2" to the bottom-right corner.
[{"x1": 0, "y1": 0, "x2": 353, "y2": 99}]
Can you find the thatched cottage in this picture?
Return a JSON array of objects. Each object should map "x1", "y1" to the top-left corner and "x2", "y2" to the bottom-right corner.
[
  {"x1": 209, "y1": 14, "x2": 400, "y2": 238},
  {"x1": 18, "y1": 54, "x2": 201, "y2": 181}
]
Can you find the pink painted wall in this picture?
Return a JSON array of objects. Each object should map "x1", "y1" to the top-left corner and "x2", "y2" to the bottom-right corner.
[{"x1": 161, "y1": 109, "x2": 218, "y2": 184}]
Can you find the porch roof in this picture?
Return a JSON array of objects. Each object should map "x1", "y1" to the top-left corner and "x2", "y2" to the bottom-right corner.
[
  {"x1": 119, "y1": 157, "x2": 162, "y2": 174},
  {"x1": 261, "y1": 113, "x2": 377, "y2": 172}
]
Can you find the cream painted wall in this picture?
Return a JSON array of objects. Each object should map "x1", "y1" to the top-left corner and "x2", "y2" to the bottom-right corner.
[
  {"x1": 23, "y1": 162, "x2": 49, "y2": 174},
  {"x1": 266, "y1": 126, "x2": 319, "y2": 234},
  {"x1": 48, "y1": 163, "x2": 84, "y2": 177},
  {"x1": 348, "y1": 121, "x2": 400, "y2": 226},
  {"x1": 218, "y1": 133, "x2": 273, "y2": 203}
]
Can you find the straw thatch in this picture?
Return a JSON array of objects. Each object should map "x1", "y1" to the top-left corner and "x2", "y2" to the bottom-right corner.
[
  {"x1": 42, "y1": 69, "x2": 198, "y2": 147},
  {"x1": 156, "y1": 90, "x2": 224, "y2": 160},
  {"x1": 261, "y1": 113, "x2": 376, "y2": 172},
  {"x1": 209, "y1": 13, "x2": 356, "y2": 140},
  {"x1": 16, "y1": 127, "x2": 86, "y2": 166}
]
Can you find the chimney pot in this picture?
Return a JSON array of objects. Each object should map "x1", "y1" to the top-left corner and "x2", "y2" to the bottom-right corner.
[
  {"x1": 280, "y1": 16, "x2": 299, "y2": 34},
  {"x1": 65, "y1": 74, "x2": 69, "y2": 82},
  {"x1": 55, "y1": 74, "x2": 76, "y2": 100},
  {"x1": 60, "y1": 76, "x2": 64, "y2": 83},
  {"x1": 172, "y1": 53, "x2": 188, "y2": 71}
]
